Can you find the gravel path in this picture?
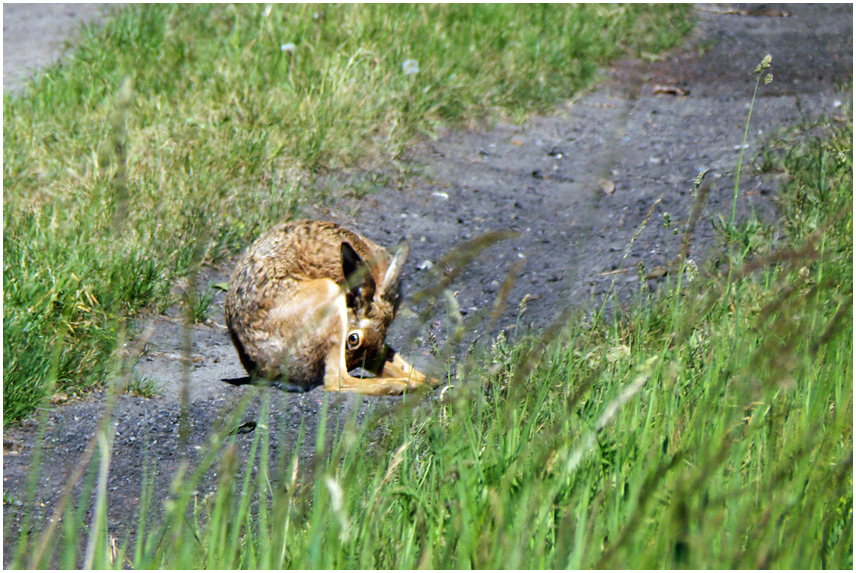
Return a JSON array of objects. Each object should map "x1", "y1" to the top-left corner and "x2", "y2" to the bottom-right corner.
[
  {"x1": 3, "y1": 3, "x2": 852, "y2": 566},
  {"x1": 3, "y1": 3, "x2": 115, "y2": 93}
]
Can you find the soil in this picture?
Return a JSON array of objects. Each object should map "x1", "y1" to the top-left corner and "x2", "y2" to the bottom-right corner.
[{"x1": 3, "y1": 3, "x2": 852, "y2": 566}]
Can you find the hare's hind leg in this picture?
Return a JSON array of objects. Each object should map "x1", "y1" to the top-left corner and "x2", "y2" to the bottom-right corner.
[
  {"x1": 321, "y1": 339, "x2": 426, "y2": 396},
  {"x1": 380, "y1": 353, "x2": 438, "y2": 387},
  {"x1": 262, "y1": 278, "x2": 351, "y2": 388},
  {"x1": 323, "y1": 367, "x2": 423, "y2": 395}
]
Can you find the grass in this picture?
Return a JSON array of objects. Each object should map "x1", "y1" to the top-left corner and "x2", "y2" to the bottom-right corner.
[
  {"x1": 3, "y1": 3, "x2": 694, "y2": 424},
  {"x1": 11, "y1": 107, "x2": 853, "y2": 571},
  {"x1": 4, "y1": 3, "x2": 852, "y2": 570},
  {"x1": 116, "y1": 98, "x2": 847, "y2": 570}
]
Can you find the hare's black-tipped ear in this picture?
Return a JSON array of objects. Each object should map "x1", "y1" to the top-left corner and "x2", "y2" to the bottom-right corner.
[
  {"x1": 341, "y1": 242, "x2": 376, "y2": 305},
  {"x1": 380, "y1": 240, "x2": 408, "y2": 299}
]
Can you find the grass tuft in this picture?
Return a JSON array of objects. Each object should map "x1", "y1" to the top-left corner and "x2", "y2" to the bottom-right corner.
[{"x1": 120, "y1": 98, "x2": 849, "y2": 570}]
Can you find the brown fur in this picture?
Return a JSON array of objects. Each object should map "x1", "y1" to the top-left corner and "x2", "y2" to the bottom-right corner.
[{"x1": 225, "y1": 220, "x2": 435, "y2": 395}]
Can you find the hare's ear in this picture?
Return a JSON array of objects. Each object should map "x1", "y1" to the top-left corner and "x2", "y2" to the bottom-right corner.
[
  {"x1": 341, "y1": 242, "x2": 376, "y2": 305},
  {"x1": 380, "y1": 240, "x2": 409, "y2": 298}
]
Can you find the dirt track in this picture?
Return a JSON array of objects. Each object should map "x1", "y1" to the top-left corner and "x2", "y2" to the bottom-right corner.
[{"x1": 3, "y1": 3, "x2": 852, "y2": 564}]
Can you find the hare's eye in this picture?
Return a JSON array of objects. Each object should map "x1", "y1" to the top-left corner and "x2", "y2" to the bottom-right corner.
[{"x1": 346, "y1": 330, "x2": 363, "y2": 350}]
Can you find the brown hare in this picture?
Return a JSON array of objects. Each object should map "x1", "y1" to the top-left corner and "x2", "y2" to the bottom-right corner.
[{"x1": 225, "y1": 220, "x2": 434, "y2": 395}]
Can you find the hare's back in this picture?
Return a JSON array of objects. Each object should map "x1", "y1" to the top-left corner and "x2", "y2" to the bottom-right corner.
[{"x1": 230, "y1": 220, "x2": 390, "y2": 303}]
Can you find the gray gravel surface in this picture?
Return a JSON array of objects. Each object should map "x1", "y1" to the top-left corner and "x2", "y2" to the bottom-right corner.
[
  {"x1": 3, "y1": 3, "x2": 115, "y2": 93},
  {"x1": 3, "y1": 3, "x2": 852, "y2": 566}
]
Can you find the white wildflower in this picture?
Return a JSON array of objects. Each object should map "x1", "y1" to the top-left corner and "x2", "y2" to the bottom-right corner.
[
  {"x1": 402, "y1": 59, "x2": 419, "y2": 75},
  {"x1": 686, "y1": 259, "x2": 698, "y2": 283}
]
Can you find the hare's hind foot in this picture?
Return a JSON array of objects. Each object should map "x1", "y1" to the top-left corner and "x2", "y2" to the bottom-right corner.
[
  {"x1": 322, "y1": 352, "x2": 437, "y2": 396},
  {"x1": 380, "y1": 352, "x2": 439, "y2": 388},
  {"x1": 322, "y1": 374, "x2": 421, "y2": 396}
]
